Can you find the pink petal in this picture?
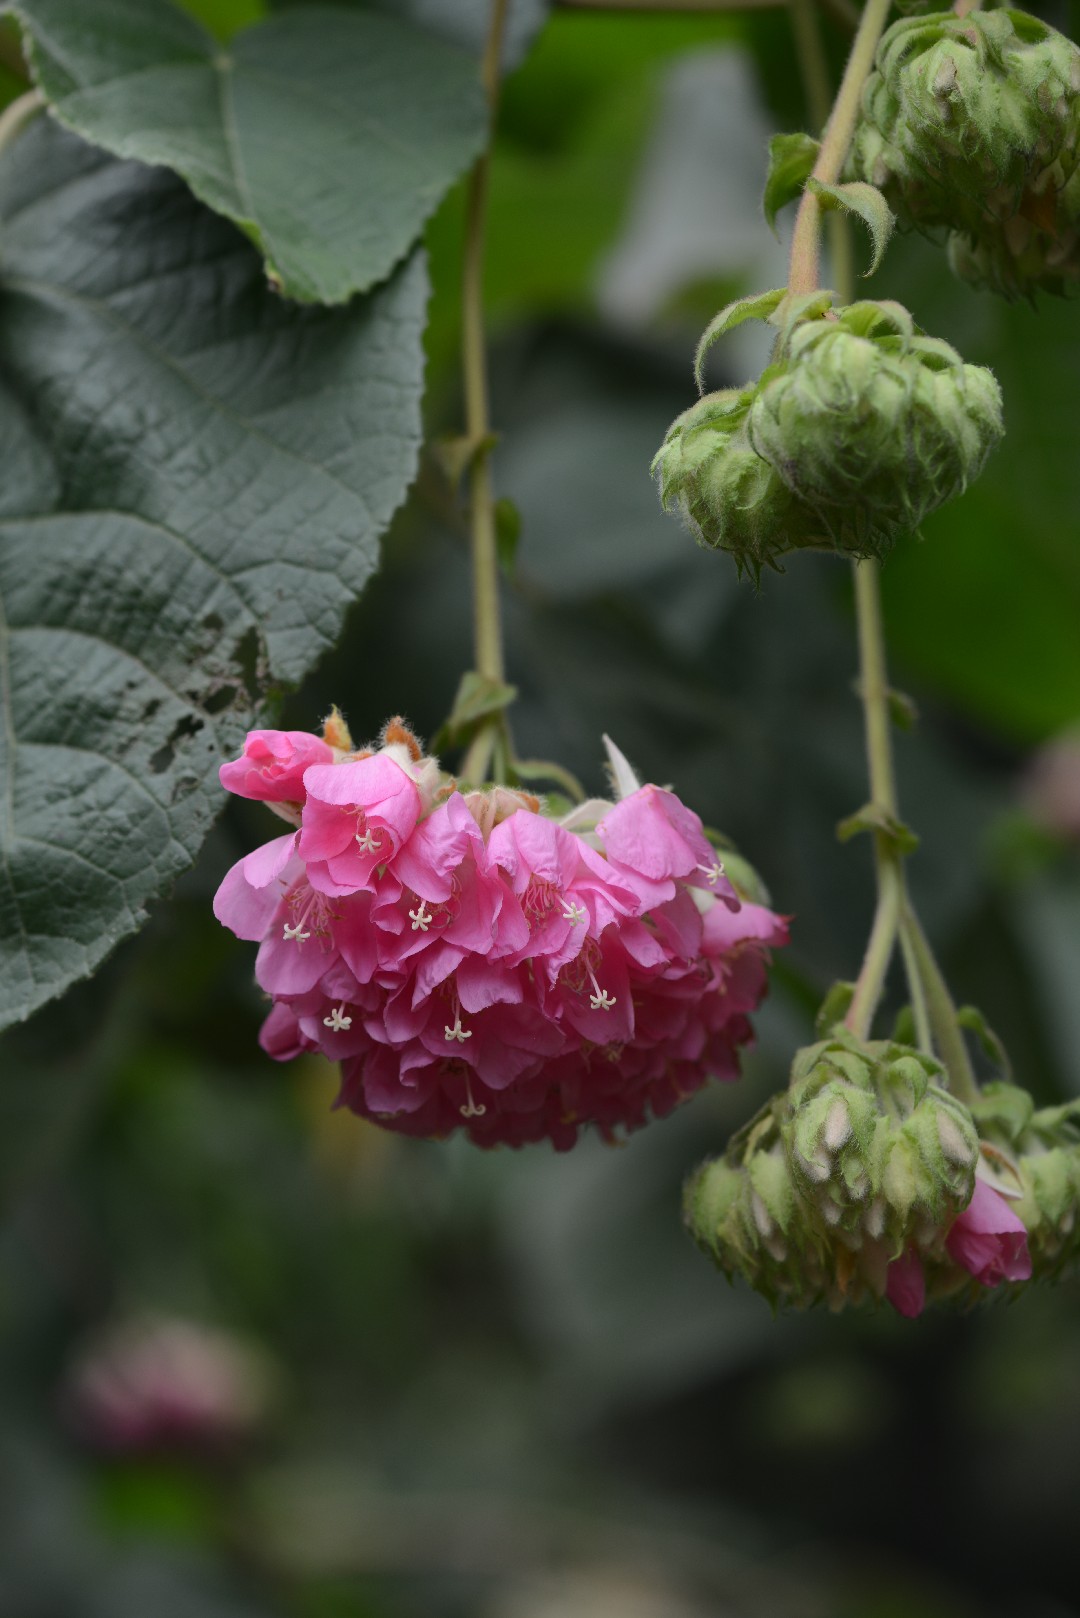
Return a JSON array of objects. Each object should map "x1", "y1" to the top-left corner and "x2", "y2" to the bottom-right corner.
[{"x1": 885, "y1": 1249, "x2": 926, "y2": 1318}]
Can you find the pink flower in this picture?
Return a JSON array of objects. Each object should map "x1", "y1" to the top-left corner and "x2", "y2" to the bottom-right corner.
[
  {"x1": 298, "y1": 754, "x2": 425, "y2": 895},
  {"x1": 598, "y1": 784, "x2": 739, "y2": 908},
  {"x1": 219, "y1": 729, "x2": 333, "y2": 803},
  {"x1": 885, "y1": 1177, "x2": 1032, "y2": 1319},
  {"x1": 62, "y1": 1317, "x2": 273, "y2": 1456},
  {"x1": 945, "y1": 1178, "x2": 1033, "y2": 1286},
  {"x1": 214, "y1": 724, "x2": 788, "y2": 1149}
]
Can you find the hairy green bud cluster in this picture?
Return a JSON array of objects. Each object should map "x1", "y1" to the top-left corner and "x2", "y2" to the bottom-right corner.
[
  {"x1": 970, "y1": 1084, "x2": 1080, "y2": 1279},
  {"x1": 651, "y1": 386, "x2": 825, "y2": 582},
  {"x1": 747, "y1": 301, "x2": 1002, "y2": 553},
  {"x1": 683, "y1": 1103, "x2": 851, "y2": 1312},
  {"x1": 849, "y1": 9, "x2": 1080, "y2": 297},
  {"x1": 684, "y1": 1030, "x2": 981, "y2": 1312},
  {"x1": 784, "y1": 1031, "x2": 979, "y2": 1245},
  {"x1": 653, "y1": 296, "x2": 1002, "y2": 579}
]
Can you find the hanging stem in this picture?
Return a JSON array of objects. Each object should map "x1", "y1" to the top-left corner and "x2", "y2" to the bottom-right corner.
[
  {"x1": 784, "y1": 0, "x2": 926, "y2": 1044},
  {"x1": 898, "y1": 919, "x2": 933, "y2": 1053},
  {"x1": 462, "y1": 0, "x2": 510, "y2": 689},
  {"x1": 787, "y1": 0, "x2": 892, "y2": 297},
  {"x1": 787, "y1": 0, "x2": 854, "y2": 298},
  {"x1": 844, "y1": 561, "x2": 904, "y2": 1038},
  {"x1": 900, "y1": 906, "x2": 981, "y2": 1103}
]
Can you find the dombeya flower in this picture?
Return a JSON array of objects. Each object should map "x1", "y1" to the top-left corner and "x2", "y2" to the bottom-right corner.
[{"x1": 215, "y1": 721, "x2": 788, "y2": 1149}]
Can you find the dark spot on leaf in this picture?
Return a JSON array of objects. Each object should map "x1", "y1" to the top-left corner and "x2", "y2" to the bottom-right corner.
[
  {"x1": 232, "y1": 625, "x2": 264, "y2": 704},
  {"x1": 201, "y1": 611, "x2": 224, "y2": 634},
  {"x1": 142, "y1": 698, "x2": 162, "y2": 723},
  {"x1": 148, "y1": 712, "x2": 205, "y2": 774},
  {"x1": 170, "y1": 774, "x2": 200, "y2": 802},
  {"x1": 203, "y1": 684, "x2": 238, "y2": 715}
]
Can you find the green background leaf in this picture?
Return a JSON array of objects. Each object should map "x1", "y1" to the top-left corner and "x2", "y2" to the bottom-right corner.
[
  {"x1": 7, "y1": 0, "x2": 488, "y2": 302},
  {"x1": 0, "y1": 120, "x2": 428, "y2": 1027}
]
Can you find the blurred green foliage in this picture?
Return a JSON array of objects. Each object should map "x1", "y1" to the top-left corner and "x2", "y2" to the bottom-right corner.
[{"x1": 2, "y1": 4, "x2": 1080, "y2": 1617}]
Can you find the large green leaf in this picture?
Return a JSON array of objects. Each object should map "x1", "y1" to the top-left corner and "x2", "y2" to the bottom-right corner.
[
  {"x1": 0, "y1": 120, "x2": 428, "y2": 1029},
  {"x1": 7, "y1": 0, "x2": 487, "y2": 303}
]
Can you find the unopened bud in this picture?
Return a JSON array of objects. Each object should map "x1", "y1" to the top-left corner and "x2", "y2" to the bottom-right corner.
[
  {"x1": 783, "y1": 1028, "x2": 979, "y2": 1247},
  {"x1": 747, "y1": 301, "x2": 1003, "y2": 555},
  {"x1": 850, "y1": 9, "x2": 1080, "y2": 298},
  {"x1": 652, "y1": 386, "x2": 825, "y2": 580}
]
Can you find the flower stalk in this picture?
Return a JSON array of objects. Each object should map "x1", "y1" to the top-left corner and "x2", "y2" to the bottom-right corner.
[
  {"x1": 462, "y1": 0, "x2": 511, "y2": 694},
  {"x1": 787, "y1": 0, "x2": 893, "y2": 297}
]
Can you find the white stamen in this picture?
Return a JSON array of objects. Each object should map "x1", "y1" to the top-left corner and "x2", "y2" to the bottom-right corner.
[
  {"x1": 561, "y1": 899, "x2": 587, "y2": 926},
  {"x1": 354, "y1": 827, "x2": 380, "y2": 853},
  {"x1": 283, "y1": 921, "x2": 311, "y2": 943},
  {"x1": 587, "y1": 969, "x2": 616, "y2": 1012},
  {"x1": 697, "y1": 860, "x2": 725, "y2": 887},
  {"x1": 408, "y1": 900, "x2": 432, "y2": 933},
  {"x1": 323, "y1": 1004, "x2": 353, "y2": 1032},
  {"x1": 459, "y1": 1073, "x2": 486, "y2": 1118},
  {"x1": 444, "y1": 1017, "x2": 472, "y2": 1043}
]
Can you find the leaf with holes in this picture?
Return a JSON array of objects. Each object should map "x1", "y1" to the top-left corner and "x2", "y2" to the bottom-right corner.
[
  {"x1": 0, "y1": 120, "x2": 428, "y2": 1030},
  {"x1": 6, "y1": 0, "x2": 488, "y2": 303}
]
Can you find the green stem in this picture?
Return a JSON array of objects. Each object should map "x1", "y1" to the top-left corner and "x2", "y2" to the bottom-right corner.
[
  {"x1": 900, "y1": 906, "x2": 981, "y2": 1103},
  {"x1": 0, "y1": 88, "x2": 43, "y2": 160},
  {"x1": 843, "y1": 561, "x2": 903, "y2": 1037},
  {"x1": 845, "y1": 860, "x2": 902, "y2": 1039},
  {"x1": 462, "y1": 0, "x2": 510, "y2": 690},
  {"x1": 898, "y1": 917, "x2": 932, "y2": 1053},
  {"x1": 459, "y1": 724, "x2": 497, "y2": 790},
  {"x1": 787, "y1": 0, "x2": 892, "y2": 297},
  {"x1": 787, "y1": 0, "x2": 854, "y2": 298}
]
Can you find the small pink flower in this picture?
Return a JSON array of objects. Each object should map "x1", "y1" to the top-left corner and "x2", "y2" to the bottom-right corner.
[
  {"x1": 298, "y1": 754, "x2": 425, "y2": 895},
  {"x1": 598, "y1": 784, "x2": 739, "y2": 908},
  {"x1": 219, "y1": 729, "x2": 334, "y2": 803},
  {"x1": 945, "y1": 1178, "x2": 1032, "y2": 1286},
  {"x1": 62, "y1": 1317, "x2": 272, "y2": 1456}
]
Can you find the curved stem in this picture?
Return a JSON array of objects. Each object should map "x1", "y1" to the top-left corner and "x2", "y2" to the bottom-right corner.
[
  {"x1": 900, "y1": 906, "x2": 981, "y2": 1103},
  {"x1": 844, "y1": 560, "x2": 903, "y2": 1038},
  {"x1": 845, "y1": 862, "x2": 902, "y2": 1039},
  {"x1": 787, "y1": 0, "x2": 892, "y2": 296},
  {"x1": 0, "y1": 88, "x2": 43, "y2": 161},
  {"x1": 898, "y1": 917, "x2": 932, "y2": 1053},
  {"x1": 462, "y1": 0, "x2": 510, "y2": 689}
]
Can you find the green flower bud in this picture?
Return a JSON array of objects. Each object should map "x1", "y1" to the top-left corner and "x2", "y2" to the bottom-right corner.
[
  {"x1": 783, "y1": 1028, "x2": 979, "y2": 1248},
  {"x1": 684, "y1": 1104, "x2": 865, "y2": 1312},
  {"x1": 988, "y1": 1100, "x2": 1080, "y2": 1278},
  {"x1": 651, "y1": 386, "x2": 826, "y2": 581},
  {"x1": 654, "y1": 297, "x2": 1002, "y2": 576},
  {"x1": 747, "y1": 300, "x2": 1003, "y2": 556},
  {"x1": 850, "y1": 9, "x2": 1080, "y2": 298}
]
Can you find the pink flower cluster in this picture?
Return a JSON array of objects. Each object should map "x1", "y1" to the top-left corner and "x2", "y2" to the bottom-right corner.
[
  {"x1": 214, "y1": 723, "x2": 788, "y2": 1148},
  {"x1": 63, "y1": 1317, "x2": 272, "y2": 1456},
  {"x1": 885, "y1": 1178, "x2": 1033, "y2": 1318}
]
